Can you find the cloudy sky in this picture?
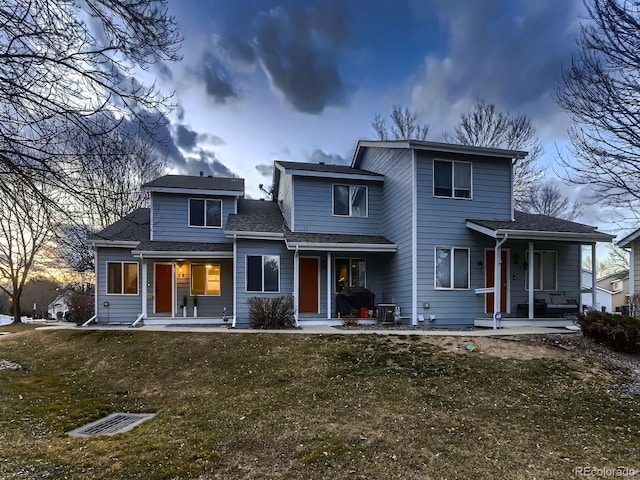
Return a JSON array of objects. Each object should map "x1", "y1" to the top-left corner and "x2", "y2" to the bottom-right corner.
[{"x1": 147, "y1": 0, "x2": 598, "y2": 218}]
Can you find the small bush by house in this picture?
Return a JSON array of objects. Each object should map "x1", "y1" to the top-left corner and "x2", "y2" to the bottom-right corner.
[
  {"x1": 577, "y1": 310, "x2": 640, "y2": 354},
  {"x1": 248, "y1": 296, "x2": 296, "y2": 329}
]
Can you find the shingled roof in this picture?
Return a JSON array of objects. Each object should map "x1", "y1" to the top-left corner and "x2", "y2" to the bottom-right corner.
[
  {"x1": 225, "y1": 199, "x2": 286, "y2": 237},
  {"x1": 143, "y1": 175, "x2": 244, "y2": 193},
  {"x1": 285, "y1": 231, "x2": 396, "y2": 252},
  {"x1": 467, "y1": 211, "x2": 613, "y2": 243},
  {"x1": 87, "y1": 208, "x2": 150, "y2": 244},
  {"x1": 132, "y1": 241, "x2": 233, "y2": 258},
  {"x1": 275, "y1": 160, "x2": 383, "y2": 178}
]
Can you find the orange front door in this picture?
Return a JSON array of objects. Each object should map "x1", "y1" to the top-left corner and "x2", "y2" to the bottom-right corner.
[
  {"x1": 485, "y1": 250, "x2": 508, "y2": 313},
  {"x1": 155, "y1": 264, "x2": 173, "y2": 313},
  {"x1": 299, "y1": 257, "x2": 319, "y2": 313}
]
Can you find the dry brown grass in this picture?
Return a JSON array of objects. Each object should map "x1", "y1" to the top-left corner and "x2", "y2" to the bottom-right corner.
[{"x1": 0, "y1": 328, "x2": 639, "y2": 479}]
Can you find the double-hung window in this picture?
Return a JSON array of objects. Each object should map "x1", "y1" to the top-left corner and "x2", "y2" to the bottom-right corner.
[
  {"x1": 433, "y1": 160, "x2": 472, "y2": 199},
  {"x1": 335, "y1": 258, "x2": 366, "y2": 292},
  {"x1": 191, "y1": 264, "x2": 221, "y2": 295},
  {"x1": 246, "y1": 255, "x2": 280, "y2": 292},
  {"x1": 333, "y1": 185, "x2": 368, "y2": 217},
  {"x1": 526, "y1": 251, "x2": 557, "y2": 291},
  {"x1": 189, "y1": 198, "x2": 222, "y2": 227},
  {"x1": 435, "y1": 247, "x2": 469, "y2": 289},
  {"x1": 107, "y1": 262, "x2": 139, "y2": 295}
]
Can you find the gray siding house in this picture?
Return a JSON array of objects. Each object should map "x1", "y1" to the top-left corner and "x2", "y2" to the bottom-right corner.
[{"x1": 88, "y1": 140, "x2": 613, "y2": 329}]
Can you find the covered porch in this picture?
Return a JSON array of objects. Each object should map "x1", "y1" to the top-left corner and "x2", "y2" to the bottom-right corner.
[
  {"x1": 467, "y1": 211, "x2": 614, "y2": 329},
  {"x1": 131, "y1": 241, "x2": 235, "y2": 327},
  {"x1": 284, "y1": 231, "x2": 397, "y2": 326}
]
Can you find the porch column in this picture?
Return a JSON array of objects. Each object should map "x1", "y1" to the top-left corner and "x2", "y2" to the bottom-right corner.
[
  {"x1": 528, "y1": 242, "x2": 534, "y2": 319},
  {"x1": 171, "y1": 261, "x2": 175, "y2": 318},
  {"x1": 141, "y1": 260, "x2": 147, "y2": 318},
  {"x1": 326, "y1": 252, "x2": 332, "y2": 319},
  {"x1": 592, "y1": 243, "x2": 597, "y2": 311},
  {"x1": 293, "y1": 247, "x2": 299, "y2": 324},
  {"x1": 493, "y1": 243, "x2": 502, "y2": 317}
]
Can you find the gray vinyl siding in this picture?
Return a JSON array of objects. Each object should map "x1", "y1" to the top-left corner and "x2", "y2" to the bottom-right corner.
[
  {"x1": 414, "y1": 151, "x2": 514, "y2": 327},
  {"x1": 151, "y1": 193, "x2": 236, "y2": 242},
  {"x1": 144, "y1": 259, "x2": 234, "y2": 317},
  {"x1": 234, "y1": 240, "x2": 294, "y2": 327},
  {"x1": 277, "y1": 173, "x2": 294, "y2": 230},
  {"x1": 95, "y1": 247, "x2": 141, "y2": 324},
  {"x1": 357, "y1": 147, "x2": 414, "y2": 314},
  {"x1": 292, "y1": 176, "x2": 383, "y2": 234}
]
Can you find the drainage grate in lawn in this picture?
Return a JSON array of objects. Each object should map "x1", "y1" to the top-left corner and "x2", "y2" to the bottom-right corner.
[{"x1": 68, "y1": 412, "x2": 156, "y2": 437}]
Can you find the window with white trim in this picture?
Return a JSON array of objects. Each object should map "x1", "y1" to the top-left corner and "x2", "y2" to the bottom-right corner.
[
  {"x1": 435, "y1": 247, "x2": 469, "y2": 289},
  {"x1": 246, "y1": 255, "x2": 280, "y2": 292},
  {"x1": 335, "y1": 258, "x2": 366, "y2": 292},
  {"x1": 191, "y1": 264, "x2": 221, "y2": 296},
  {"x1": 107, "y1": 262, "x2": 139, "y2": 295},
  {"x1": 525, "y1": 251, "x2": 557, "y2": 291},
  {"x1": 433, "y1": 160, "x2": 472, "y2": 199},
  {"x1": 189, "y1": 198, "x2": 222, "y2": 227},
  {"x1": 333, "y1": 185, "x2": 368, "y2": 217}
]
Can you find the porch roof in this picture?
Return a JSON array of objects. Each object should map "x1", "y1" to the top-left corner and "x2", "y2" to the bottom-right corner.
[
  {"x1": 132, "y1": 241, "x2": 233, "y2": 258},
  {"x1": 466, "y1": 211, "x2": 614, "y2": 243},
  {"x1": 143, "y1": 175, "x2": 244, "y2": 196},
  {"x1": 284, "y1": 231, "x2": 397, "y2": 252}
]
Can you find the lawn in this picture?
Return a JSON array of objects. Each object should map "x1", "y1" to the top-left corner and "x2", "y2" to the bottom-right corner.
[{"x1": 0, "y1": 327, "x2": 638, "y2": 479}]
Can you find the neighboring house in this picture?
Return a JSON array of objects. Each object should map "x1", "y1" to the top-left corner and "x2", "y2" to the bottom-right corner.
[
  {"x1": 580, "y1": 269, "x2": 615, "y2": 313},
  {"x1": 598, "y1": 270, "x2": 629, "y2": 312},
  {"x1": 617, "y1": 230, "x2": 639, "y2": 309},
  {"x1": 47, "y1": 294, "x2": 69, "y2": 320},
  {"x1": 87, "y1": 140, "x2": 613, "y2": 329}
]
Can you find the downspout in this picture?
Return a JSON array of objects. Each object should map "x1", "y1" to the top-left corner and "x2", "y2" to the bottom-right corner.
[
  {"x1": 232, "y1": 234, "x2": 237, "y2": 328},
  {"x1": 591, "y1": 243, "x2": 597, "y2": 311},
  {"x1": 81, "y1": 315, "x2": 97, "y2": 327},
  {"x1": 93, "y1": 245, "x2": 99, "y2": 324},
  {"x1": 132, "y1": 256, "x2": 147, "y2": 328},
  {"x1": 327, "y1": 251, "x2": 332, "y2": 320},
  {"x1": 493, "y1": 233, "x2": 509, "y2": 329},
  {"x1": 131, "y1": 313, "x2": 145, "y2": 328},
  {"x1": 293, "y1": 245, "x2": 300, "y2": 327}
]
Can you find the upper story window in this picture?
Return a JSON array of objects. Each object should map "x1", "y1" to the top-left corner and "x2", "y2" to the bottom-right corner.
[
  {"x1": 434, "y1": 160, "x2": 472, "y2": 199},
  {"x1": 333, "y1": 185, "x2": 368, "y2": 217},
  {"x1": 189, "y1": 198, "x2": 222, "y2": 228},
  {"x1": 107, "y1": 262, "x2": 139, "y2": 295}
]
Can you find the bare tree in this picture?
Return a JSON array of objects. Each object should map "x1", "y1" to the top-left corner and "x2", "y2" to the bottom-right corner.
[
  {"x1": 600, "y1": 244, "x2": 630, "y2": 276},
  {"x1": 524, "y1": 182, "x2": 583, "y2": 221},
  {"x1": 0, "y1": 177, "x2": 56, "y2": 323},
  {"x1": 445, "y1": 100, "x2": 544, "y2": 208},
  {"x1": 57, "y1": 121, "x2": 168, "y2": 272},
  {"x1": 0, "y1": 0, "x2": 181, "y2": 200},
  {"x1": 555, "y1": 0, "x2": 640, "y2": 211},
  {"x1": 372, "y1": 105, "x2": 430, "y2": 141}
]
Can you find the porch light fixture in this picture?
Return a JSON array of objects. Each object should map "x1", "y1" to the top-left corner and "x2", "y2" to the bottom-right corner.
[{"x1": 477, "y1": 260, "x2": 483, "y2": 269}]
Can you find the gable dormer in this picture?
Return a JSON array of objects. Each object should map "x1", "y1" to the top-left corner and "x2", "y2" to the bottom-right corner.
[
  {"x1": 272, "y1": 160, "x2": 384, "y2": 234},
  {"x1": 144, "y1": 175, "x2": 244, "y2": 242}
]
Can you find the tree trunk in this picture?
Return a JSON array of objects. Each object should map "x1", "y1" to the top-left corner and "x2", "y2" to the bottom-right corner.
[{"x1": 12, "y1": 292, "x2": 22, "y2": 324}]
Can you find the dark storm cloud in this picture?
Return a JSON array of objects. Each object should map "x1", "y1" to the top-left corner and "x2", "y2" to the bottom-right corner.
[
  {"x1": 309, "y1": 149, "x2": 347, "y2": 165},
  {"x1": 255, "y1": 164, "x2": 273, "y2": 176},
  {"x1": 200, "y1": 52, "x2": 237, "y2": 103},
  {"x1": 177, "y1": 149, "x2": 235, "y2": 178},
  {"x1": 417, "y1": 0, "x2": 583, "y2": 113},
  {"x1": 175, "y1": 124, "x2": 198, "y2": 151},
  {"x1": 253, "y1": 5, "x2": 352, "y2": 114},
  {"x1": 218, "y1": 35, "x2": 256, "y2": 65}
]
